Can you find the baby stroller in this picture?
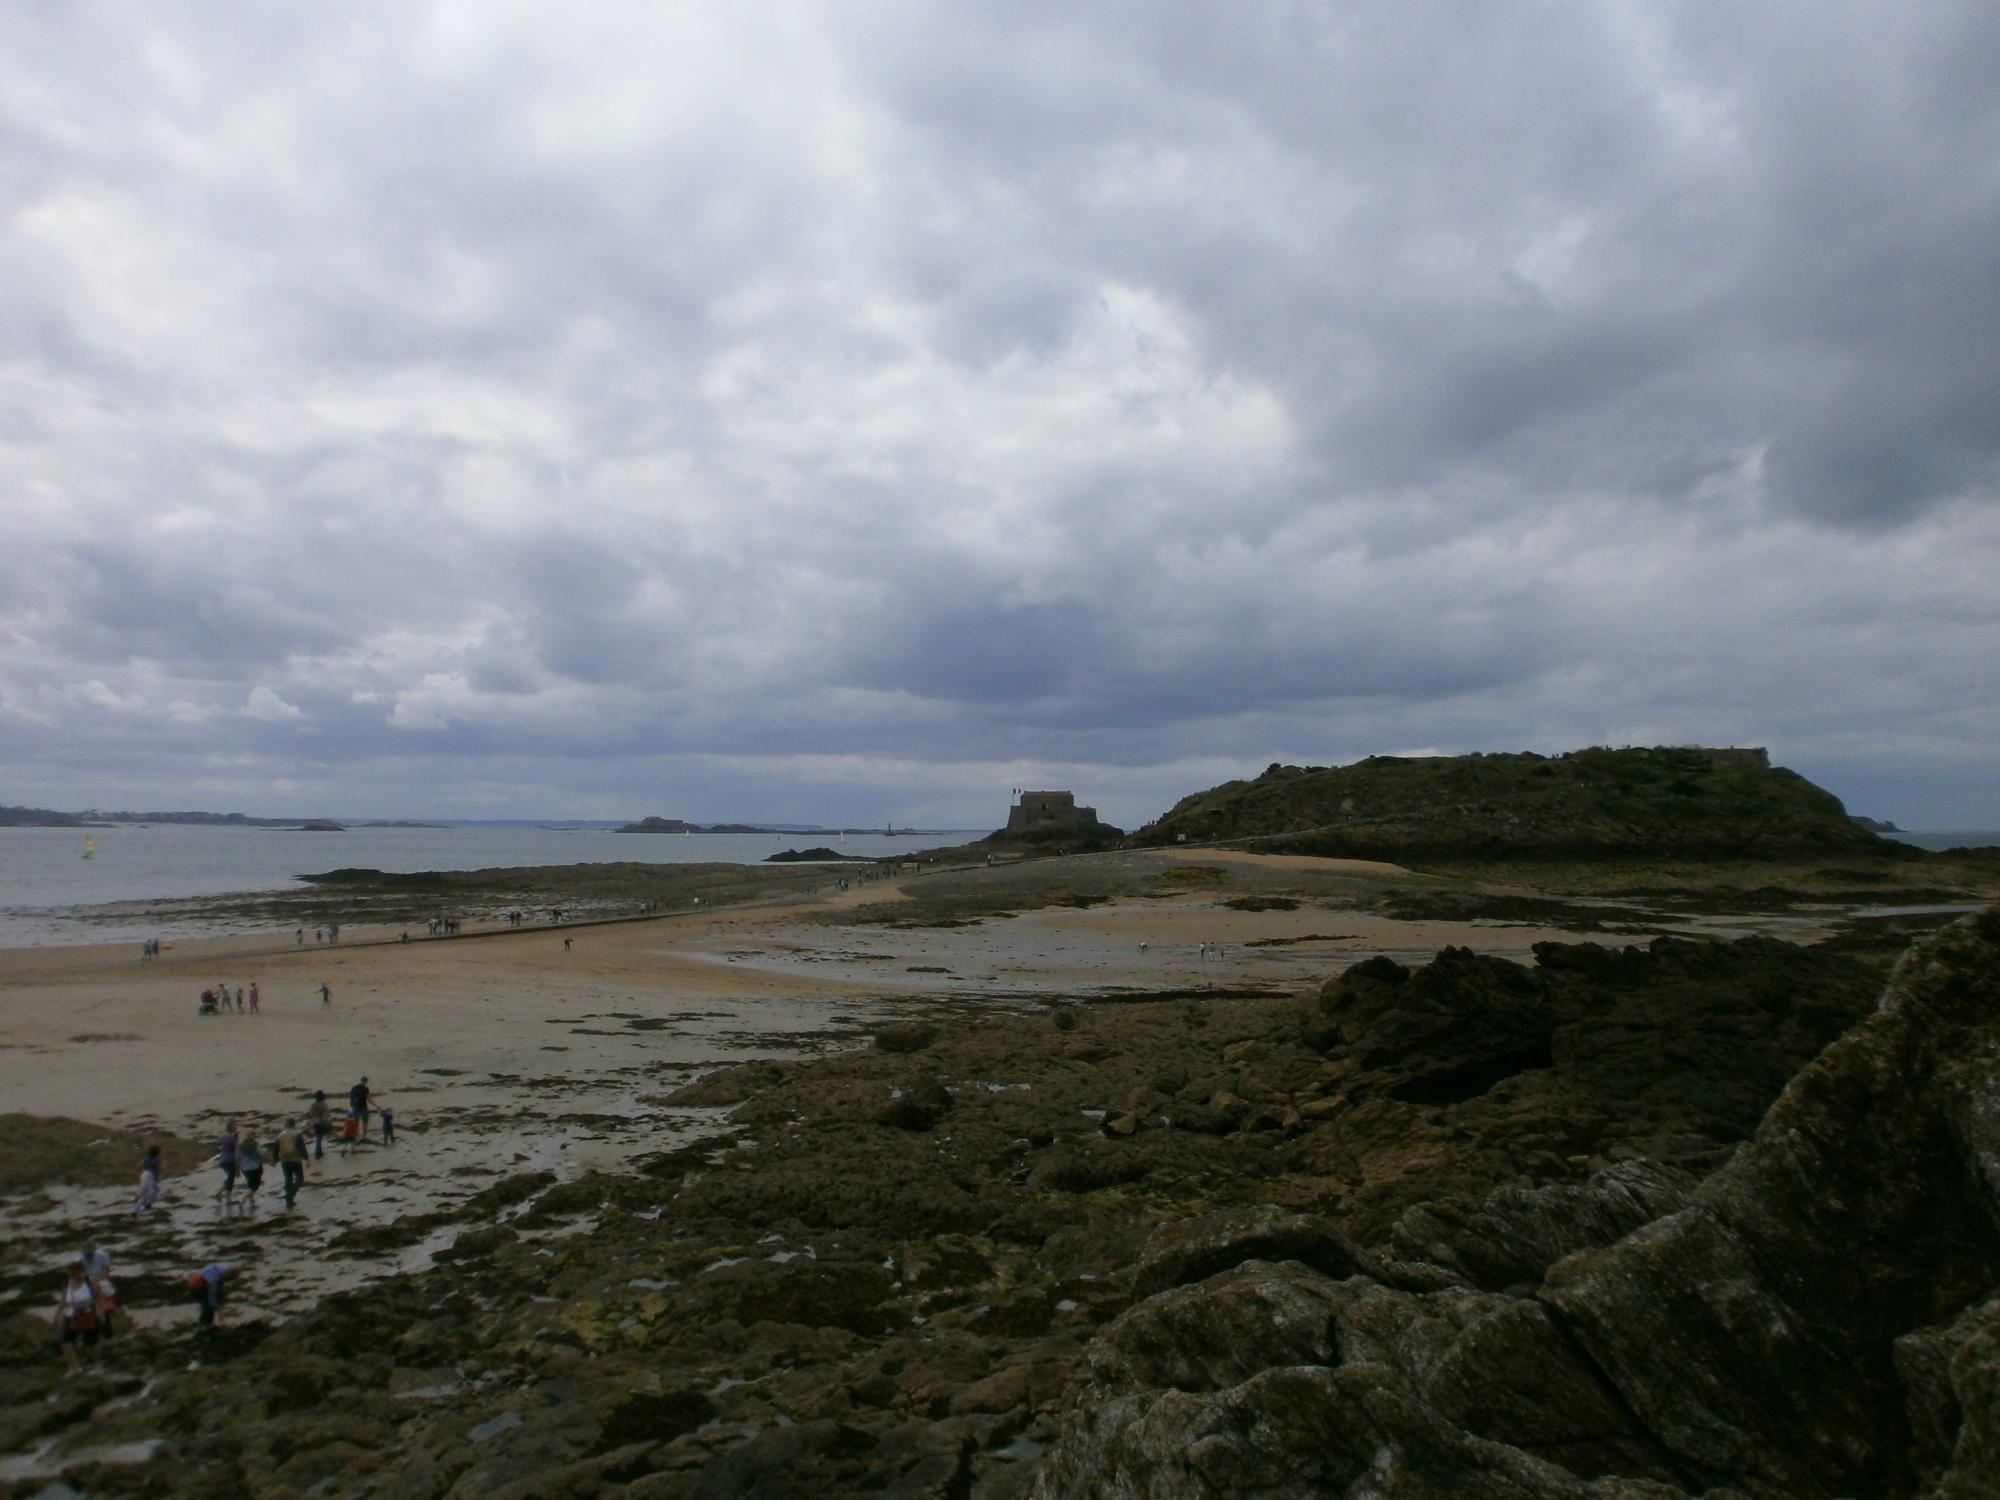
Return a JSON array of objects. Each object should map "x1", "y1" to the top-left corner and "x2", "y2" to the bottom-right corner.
[{"x1": 198, "y1": 988, "x2": 220, "y2": 1016}]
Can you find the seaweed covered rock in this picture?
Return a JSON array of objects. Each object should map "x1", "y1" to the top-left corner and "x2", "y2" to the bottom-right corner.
[
  {"x1": 1034, "y1": 909, "x2": 2000, "y2": 1499},
  {"x1": 13, "y1": 923, "x2": 1969, "y2": 1499}
]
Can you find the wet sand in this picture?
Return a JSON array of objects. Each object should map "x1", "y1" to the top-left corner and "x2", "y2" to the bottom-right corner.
[{"x1": 0, "y1": 858, "x2": 1788, "y2": 1327}]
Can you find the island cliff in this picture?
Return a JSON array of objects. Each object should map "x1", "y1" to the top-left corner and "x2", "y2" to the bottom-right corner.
[{"x1": 1135, "y1": 745, "x2": 1902, "y2": 863}]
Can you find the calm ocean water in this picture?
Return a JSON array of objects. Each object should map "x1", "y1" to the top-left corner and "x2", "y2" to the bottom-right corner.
[{"x1": 0, "y1": 824, "x2": 978, "y2": 947}]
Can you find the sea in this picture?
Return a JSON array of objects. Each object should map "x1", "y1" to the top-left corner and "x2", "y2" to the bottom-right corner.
[{"x1": 0, "y1": 823, "x2": 980, "y2": 947}]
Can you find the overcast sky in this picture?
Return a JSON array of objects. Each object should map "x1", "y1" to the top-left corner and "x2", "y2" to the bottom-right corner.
[{"x1": 5, "y1": 2, "x2": 1998, "y2": 830}]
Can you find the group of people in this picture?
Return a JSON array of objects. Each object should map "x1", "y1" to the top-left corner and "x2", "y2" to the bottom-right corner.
[
  {"x1": 128, "y1": 1077, "x2": 395, "y2": 1221},
  {"x1": 305, "y1": 1078, "x2": 394, "y2": 1157},
  {"x1": 295, "y1": 924, "x2": 342, "y2": 944},
  {"x1": 214, "y1": 1120, "x2": 282, "y2": 1216},
  {"x1": 87, "y1": 1077, "x2": 397, "y2": 1360},
  {"x1": 55, "y1": 1248, "x2": 240, "y2": 1367},
  {"x1": 198, "y1": 980, "x2": 259, "y2": 1015}
]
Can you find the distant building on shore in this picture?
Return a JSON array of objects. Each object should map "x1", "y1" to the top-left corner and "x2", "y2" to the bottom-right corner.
[{"x1": 1005, "y1": 790, "x2": 1101, "y2": 837}]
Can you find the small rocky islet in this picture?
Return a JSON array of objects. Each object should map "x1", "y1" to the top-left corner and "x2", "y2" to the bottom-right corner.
[{"x1": 5, "y1": 747, "x2": 2000, "y2": 1498}]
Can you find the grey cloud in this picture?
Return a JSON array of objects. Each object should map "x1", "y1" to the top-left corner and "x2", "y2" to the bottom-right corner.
[{"x1": 3, "y1": 2, "x2": 1998, "y2": 827}]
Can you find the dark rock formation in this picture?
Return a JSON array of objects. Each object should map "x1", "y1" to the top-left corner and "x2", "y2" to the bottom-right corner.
[
  {"x1": 872, "y1": 1021, "x2": 939, "y2": 1054},
  {"x1": 1134, "y1": 745, "x2": 1909, "y2": 863},
  {"x1": 876, "y1": 1074, "x2": 953, "y2": 1131},
  {"x1": 1032, "y1": 908, "x2": 2000, "y2": 1499}
]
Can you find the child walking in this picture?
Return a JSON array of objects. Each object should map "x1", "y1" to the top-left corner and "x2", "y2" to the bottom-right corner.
[
  {"x1": 238, "y1": 1133, "x2": 265, "y2": 1212},
  {"x1": 132, "y1": 1145, "x2": 162, "y2": 1212}
]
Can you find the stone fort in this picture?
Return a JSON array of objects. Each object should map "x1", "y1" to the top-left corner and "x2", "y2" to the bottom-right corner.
[{"x1": 1005, "y1": 790, "x2": 1101, "y2": 836}]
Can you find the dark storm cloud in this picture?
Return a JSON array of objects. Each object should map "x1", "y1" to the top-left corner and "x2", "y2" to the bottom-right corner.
[{"x1": 3, "y1": 1, "x2": 1998, "y2": 826}]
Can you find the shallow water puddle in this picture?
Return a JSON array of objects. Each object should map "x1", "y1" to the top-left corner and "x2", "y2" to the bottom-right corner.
[
  {"x1": 469, "y1": 1411, "x2": 522, "y2": 1442},
  {"x1": 0, "y1": 1437, "x2": 162, "y2": 1482}
]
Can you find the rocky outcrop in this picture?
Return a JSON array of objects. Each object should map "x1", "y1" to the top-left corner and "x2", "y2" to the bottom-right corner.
[
  {"x1": 15, "y1": 921, "x2": 1994, "y2": 1498},
  {"x1": 1135, "y1": 745, "x2": 1910, "y2": 863},
  {"x1": 979, "y1": 790, "x2": 1126, "y2": 851},
  {"x1": 1296, "y1": 934, "x2": 1878, "y2": 1239},
  {"x1": 1033, "y1": 908, "x2": 2000, "y2": 1499}
]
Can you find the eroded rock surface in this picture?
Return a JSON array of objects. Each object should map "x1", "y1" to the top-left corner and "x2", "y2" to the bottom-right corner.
[{"x1": 1033, "y1": 909, "x2": 2000, "y2": 1499}]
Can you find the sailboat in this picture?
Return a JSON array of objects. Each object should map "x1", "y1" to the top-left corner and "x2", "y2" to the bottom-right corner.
[{"x1": 82, "y1": 837, "x2": 97, "y2": 859}]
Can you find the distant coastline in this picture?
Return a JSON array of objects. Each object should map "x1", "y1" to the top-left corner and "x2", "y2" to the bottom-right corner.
[{"x1": 0, "y1": 802, "x2": 962, "y2": 835}]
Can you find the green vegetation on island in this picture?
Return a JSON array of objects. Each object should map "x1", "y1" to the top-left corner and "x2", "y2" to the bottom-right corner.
[{"x1": 1134, "y1": 745, "x2": 1902, "y2": 863}]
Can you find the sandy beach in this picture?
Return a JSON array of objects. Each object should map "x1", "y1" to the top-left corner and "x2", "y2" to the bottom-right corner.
[{"x1": 0, "y1": 853, "x2": 1653, "y2": 1328}]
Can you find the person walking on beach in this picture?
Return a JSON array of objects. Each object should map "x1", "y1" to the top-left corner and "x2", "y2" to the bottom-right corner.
[
  {"x1": 306, "y1": 1091, "x2": 330, "y2": 1158},
  {"x1": 55, "y1": 1260, "x2": 101, "y2": 1371},
  {"x1": 277, "y1": 1119, "x2": 307, "y2": 1207},
  {"x1": 84, "y1": 1246, "x2": 119, "y2": 1343},
  {"x1": 379, "y1": 1104, "x2": 395, "y2": 1145},
  {"x1": 319, "y1": 981, "x2": 331, "y2": 1007},
  {"x1": 248, "y1": 981, "x2": 260, "y2": 1013},
  {"x1": 238, "y1": 1131, "x2": 265, "y2": 1211},
  {"x1": 215, "y1": 1120, "x2": 240, "y2": 1204},
  {"x1": 133, "y1": 1144, "x2": 162, "y2": 1212}
]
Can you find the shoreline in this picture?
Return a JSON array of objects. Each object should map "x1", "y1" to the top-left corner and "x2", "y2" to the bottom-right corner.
[
  {"x1": 2, "y1": 849, "x2": 1993, "y2": 1494},
  {"x1": 0, "y1": 852, "x2": 1968, "y2": 1336}
]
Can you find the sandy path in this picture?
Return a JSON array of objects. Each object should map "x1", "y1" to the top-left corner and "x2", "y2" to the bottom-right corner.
[{"x1": 1152, "y1": 847, "x2": 1419, "y2": 878}]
